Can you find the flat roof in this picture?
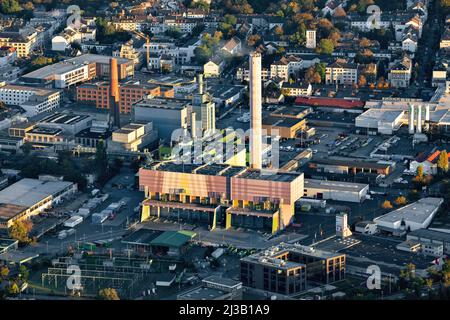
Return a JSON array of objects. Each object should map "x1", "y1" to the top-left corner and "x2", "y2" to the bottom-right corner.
[
  {"x1": 28, "y1": 127, "x2": 62, "y2": 135},
  {"x1": 23, "y1": 54, "x2": 131, "y2": 79},
  {"x1": 304, "y1": 179, "x2": 368, "y2": 193},
  {"x1": 202, "y1": 275, "x2": 242, "y2": 288},
  {"x1": 262, "y1": 116, "x2": 304, "y2": 128},
  {"x1": 296, "y1": 96, "x2": 364, "y2": 109},
  {"x1": 270, "y1": 105, "x2": 311, "y2": 118},
  {"x1": 375, "y1": 198, "x2": 444, "y2": 225},
  {"x1": 121, "y1": 229, "x2": 162, "y2": 246},
  {"x1": 0, "y1": 178, "x2": 74, "y2": 208},
  {"x1": 75, "y1": 128, "x2": 111, "y2": 140},
  {"x1": 0, "y1": 84, "x2": 58, "y2": 97},
  {"x1": 311, "y1": 158, "x2": 391, "y2": 170},
  {"x1": 236, "y1": 169, "x2": 301, "y2": 182},
  {"x1": 134, "y1": 97, "x2": 190, "y2": 110},
  {"x1": 40, "y1": 113, "x2": 90, "y2": 125},
  {"x1": 356, "y1": 109, "x2": 405, "y2": 123},
  {"x1": 408, "y1": 228, "x2": 450, "y2": 242},
  {"x1": 0, "y1": 203, "x2": 28, "y2": 223},
  {"x1": 150, "y1": 230, "x2": 196, "y2": 248},
  {"x1": 242, "y1": 243, "x2": 343, "y2": 269},
  {"x1": 178, "y1": 286, "x2": 230, "y2": 300}
]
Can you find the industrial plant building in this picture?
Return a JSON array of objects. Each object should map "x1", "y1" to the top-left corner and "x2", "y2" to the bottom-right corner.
[
  {"x1": 76, "y1": 81, "x2": 174, "y2": 114},
  {"x1": 20, "y1": 54, "x2": 134, "y2": 88},
  {"x1": 303, "y1": 179, "x2": 369, "y2": 203},
  {"x1": 139, "y1": 163, "x2": 304, "y2": 234},
  {"x1": 240, "y1": 243, "x2": 346, "y2": 295},
  {"x1": 374, "y1": 197, "x2": 444, "y2": 234},
  {"x1": 0, "y1": 178, "x2": 77, "y2": 229},
  {"x1": 133, "y1": 73, "x2": 215, "y2": 141}
]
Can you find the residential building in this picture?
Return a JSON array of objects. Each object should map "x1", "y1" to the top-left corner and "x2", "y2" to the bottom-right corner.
[{"x1": 325, "y1": 59, "x2": 358, "y2": 85}]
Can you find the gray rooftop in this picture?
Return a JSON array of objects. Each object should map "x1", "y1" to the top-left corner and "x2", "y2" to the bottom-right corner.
[
  {"x1": 304, "y1": 179, "x2": 369, "y2": 193},
  {"x1": 375, "y1": 197, "x2": 444, "y2": 225},
  {"x1": 0, "y1": 178, "x2": 74, "y2": 208}
]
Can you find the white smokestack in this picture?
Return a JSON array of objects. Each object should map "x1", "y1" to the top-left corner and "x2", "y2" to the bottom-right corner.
[
  {"x1": 191, "y1": 112, "x2": 197, "y2": 139},
  {"x1": 409, "y1": 104, "x2": 415, "y2": 134},
  {"x1": 416, "y1": 105, "x2": 422, "y2": 134},
  {"x1": 249, "y1": 52, "x2": 262, "y2": 170},
  {"x1": 425, "y1": 105, "x2": 430, "y2": 131}
]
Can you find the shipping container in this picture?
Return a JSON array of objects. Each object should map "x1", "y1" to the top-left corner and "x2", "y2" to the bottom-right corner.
[{"x1": 64, "y1": 215, "x2": 83, "y2": 228}]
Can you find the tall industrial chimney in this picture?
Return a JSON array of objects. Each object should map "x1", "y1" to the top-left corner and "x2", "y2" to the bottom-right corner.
[
  {"x1": 249, "y1": 52, "x2": 262, "y2": 170},
  {"x1": 425, "y1": 105, "x2": 430, "y2": 131},
  {"x1": 197, "y1": 73, "x2": 204, "y2": 95},
  {"x1": 109, "y1": 58, "x2": 120, "y2": 128},
  {"x1": 416, "y1": 105, "x2": 422, "y2": 134},
  {"x1": 409, "y1": 104, "x2": 415, "y2": 134}
]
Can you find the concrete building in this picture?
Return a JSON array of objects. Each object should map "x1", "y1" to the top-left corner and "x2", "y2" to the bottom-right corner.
[
  {"x1": 0, "y1": 83, "x2": 61, "y2": 117},
  {"x1": 306, "y1": 30, "x2": 317, "y2": 49},
  {"x1": 308, "y1": 158, "x2": 392, "y2": 176},
  {"x1": 262, "y1": 116, "x2": 307, "y2": 139},
  {"x1": 355, "y1": 109, "x2": 405, "y2": 135},
  {"x1": 388, "y1": 56, "x2": 412, "y2": 88},
  {"x1": 249, "y1": 52, "x2": 262, "y2": 170},
  {"x1": 281, "y1": 82, "x2": 312, "y2": 97},
  {"x1": 0, "y1": 178, "x2": 77, "y2": 229},
  {"x1": 407, "y1": 229, "x2": 450, "y2": 255},
  {"x1": 109, "y1": 122, "x2": 157, "y2": 152},
  {"x1": 303, "y1": 179, "x2": 369, "y2": 203},
  {"x1": 37, "y1": 113, "x2": 91, "y2": 135},
  {"x1": 76, "y1": 82, "x2": 173, "y2": 114},
  {"x1": 325, "y1": 60, "x2": 358, "y2": 85},
  {"x1": 0, "y1": 32, "x2": 36, "y2": 58},
  {"x1": 191, "y1": 73, "x2": 216, "y2": 137},
  {"x1": 374, "y1": 197, "x2": 444, "y2": 234},
  {"x1": 240, "y1": 243, "x2": 345, "y2": 295},
  {"x1": 21, "y1": 54, "x2": 134, "y2": 89},
  {"x1": 139, "y1": 163, "x2": 304, "y2": 234},
  {"x1": 133, "y1": 97, "x2": 190, "y2": 142},
  {"x1": 178, "y1": 276, "x2": 243, "y2": 300}
]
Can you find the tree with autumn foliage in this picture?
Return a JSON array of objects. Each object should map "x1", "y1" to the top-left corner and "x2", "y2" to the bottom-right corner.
[{"x1": 381, "y1": 200, "x2": 393, "y2": 209}]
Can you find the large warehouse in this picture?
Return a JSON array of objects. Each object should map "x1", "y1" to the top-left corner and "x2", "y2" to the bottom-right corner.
[
  {"x1": 303, "y1": 179, "x2": 369, "y2": 203},
  {"x1": 0, "y1": 178, "x2": 77, "y2": 229},
  {"x1": 374, "y1": 197, "x2": 444, "y2": 234},
  {"x1": 355, "y1": 109, "x2": 405, "y2": 135}
]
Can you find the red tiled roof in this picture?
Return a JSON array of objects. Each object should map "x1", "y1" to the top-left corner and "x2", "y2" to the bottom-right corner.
[{"x1": 295, "y1": 96, "x2": 364, "y2": 109}]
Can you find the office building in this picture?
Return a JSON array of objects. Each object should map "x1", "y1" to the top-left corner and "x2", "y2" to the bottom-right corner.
[{"x1": 240, "y1": 243, "x2": 345, "y2": 295}]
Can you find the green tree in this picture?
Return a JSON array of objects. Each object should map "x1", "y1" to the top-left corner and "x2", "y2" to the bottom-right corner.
[
  {"x1": 0, "y1": 0, "x2": 22, "y2": 14},
  {"x1": 9, "y1": 220, "x2": 33, "y2": 244},
  {"x1": 21, "y1": 141, "x2": 33, "y2": 155},
  {"x1": 19, "y1": 265, "x2": 29, "y2": 281},
  {"x1": 99, "y1": 287, "x2": 120, "y2": 300},
  {"x1": 316, "y1": 39, "x2": 334, "y2": 55}
]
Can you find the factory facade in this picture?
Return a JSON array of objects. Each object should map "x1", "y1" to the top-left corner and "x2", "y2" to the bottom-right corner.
[{"x1": 139, "y1": 163, "x2": 304, "y2": 234}]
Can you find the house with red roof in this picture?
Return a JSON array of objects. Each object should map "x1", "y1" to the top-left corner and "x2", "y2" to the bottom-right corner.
[{"x1": 409, "y1": 150, "x2": 450, "y2": 175}]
